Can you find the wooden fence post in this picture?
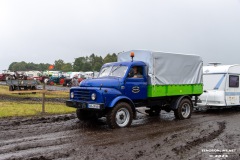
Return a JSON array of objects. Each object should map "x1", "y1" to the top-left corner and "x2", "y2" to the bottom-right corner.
[{"x1": 42, "y1": 83, "x2": 46, "y2": 114}]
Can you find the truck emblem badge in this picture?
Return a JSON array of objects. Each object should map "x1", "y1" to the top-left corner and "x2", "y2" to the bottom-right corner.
[{"x1": 132, "y1": 86, "x2": 140, "y2": 93}]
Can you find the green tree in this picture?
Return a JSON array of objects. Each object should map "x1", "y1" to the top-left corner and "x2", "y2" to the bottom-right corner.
[
  {"x1": 8, "y1": 62, "x2": 51, "y2": 71},
  {"x1": 7, "y1": 52, "x2": 118, "y2": 72},
  {"x1": 103, "y1": 53, "x2": 117, "y2": 64},
  {"x1": 54, "y1": 59, "x2": 65, "y2": 70},
  {"x1": 8, "y1": 62, "x2": 18, "y2": 71},
  {"x1": 93, "y1": 56, "x2": 103, "y2": 71},
  {"x1": 11, "y1": 61, "x2": 27, "y2": 71},
  {"x1": 73, "y1": 57, "x2": 86, "y2": 71},
  {"x1": 38, "y1": 63, "x2": 51, "y2": 71},
  {"x1": 61, "y1": 63, "x2": 73, "y2": 72}
]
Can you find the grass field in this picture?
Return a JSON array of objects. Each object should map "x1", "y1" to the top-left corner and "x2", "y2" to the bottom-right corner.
[
  {"x1": 0, "y1": 101, "x2": 75, "y2": 118},
  {"x1": 0, "y1": 85, "x2": 75, "y2": 118}
]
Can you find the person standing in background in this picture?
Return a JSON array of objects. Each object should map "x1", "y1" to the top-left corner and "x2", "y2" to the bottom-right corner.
[{"x1": 71, "y1": 74, "x2": 79, "y2": 87}]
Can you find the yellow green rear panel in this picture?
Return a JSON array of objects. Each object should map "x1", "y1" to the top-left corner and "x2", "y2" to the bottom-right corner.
[{"x1": 147, "y1": 84, "x2": 203, "y2": 97}]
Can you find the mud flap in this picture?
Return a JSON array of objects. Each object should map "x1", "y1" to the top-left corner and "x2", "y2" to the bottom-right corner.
[{"x1": 170, "y1": 96, "x2": 192, "y2": 110}]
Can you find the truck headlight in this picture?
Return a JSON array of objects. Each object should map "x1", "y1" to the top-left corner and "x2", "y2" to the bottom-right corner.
[
  {"x1": 91, "y1": 93, "x2": 96, "y2": 100},
  {"x1": 70, "y1": 92, "x2": 74, "y2": 98}
]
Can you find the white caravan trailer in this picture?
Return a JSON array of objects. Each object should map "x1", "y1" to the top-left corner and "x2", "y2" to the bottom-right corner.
[{"x1": 197, "y1": 64, "x2": 240, "y2": 109}]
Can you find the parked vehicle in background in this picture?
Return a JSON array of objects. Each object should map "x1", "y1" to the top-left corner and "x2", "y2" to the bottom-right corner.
[
  {"x1": 7, "y1": 71, "x2": 28, "y2": 80},
  {"x1": 24, "y1": 71, "x2": 49, "y2": 83},
  {"x1": 0, "y1": 74, "x2": 5, "y2": 81},
  {"x1": 66, "y1": 50, "x2": 203, "y2": 128},
  {"x1": 42, "y1": 70, "x2": 62, "y2": 84},
  {"x1": 7, "y1": 79, "x2": 39, "y2": 91},
  {"x1": 63, "y1": 72, "x2": 85, "y2": 87},
  {"x1": 84, "y1": 71, "x2": 99, "y2": 79},
  {"x1": 0, "y1": 70, "x2": 14, "y2": 81},
  {"x1": 197, "y1": 63, "x2": 240, "y2": 110},
  {"x1": 47, "y1": 71, "x2": 65, "y2": 85},
  {"x1": 5, "y1": 71, "x2": 39, "y2": 91}
]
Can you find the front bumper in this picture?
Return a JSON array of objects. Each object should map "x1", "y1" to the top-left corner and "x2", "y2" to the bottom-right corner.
[{"x1": 66, "y1": 100, "x2": 105, "y2": 110}]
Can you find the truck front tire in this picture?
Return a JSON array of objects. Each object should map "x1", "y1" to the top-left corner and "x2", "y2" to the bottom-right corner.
[
  {"x1": 107, "y1": 102, "x2": 133, "y2": 129},
  {"x1": 174, "y1": 98, "x2": 193, "y2": 120}
]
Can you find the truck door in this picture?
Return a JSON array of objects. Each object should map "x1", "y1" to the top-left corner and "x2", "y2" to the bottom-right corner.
[{"x1": 124, "y1": 66, "x2": 147, "y2": 100}]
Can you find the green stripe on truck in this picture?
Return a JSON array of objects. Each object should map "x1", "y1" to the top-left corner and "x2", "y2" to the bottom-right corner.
[{"x1": 147, "y1": 84, "x2": 203, "y2": 97}]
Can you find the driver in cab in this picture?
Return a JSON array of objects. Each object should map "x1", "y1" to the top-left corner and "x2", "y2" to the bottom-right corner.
[{"x1": 129, "y1": 66, "x2": 143, "y2": 78}]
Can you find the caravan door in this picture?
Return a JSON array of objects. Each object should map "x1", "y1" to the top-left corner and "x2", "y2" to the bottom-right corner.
[{"x1": 225, "y1": 75, "x2": 240, "y2": 106}]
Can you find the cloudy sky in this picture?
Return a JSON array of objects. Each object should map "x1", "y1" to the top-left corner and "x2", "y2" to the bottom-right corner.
[{"x1": 0, "y1": 0, "x2": 240, "y2": 72}]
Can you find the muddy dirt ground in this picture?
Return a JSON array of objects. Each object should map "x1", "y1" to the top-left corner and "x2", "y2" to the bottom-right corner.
[{"x1": 0, "y1": 108, "x2": 240, "y2": 160}]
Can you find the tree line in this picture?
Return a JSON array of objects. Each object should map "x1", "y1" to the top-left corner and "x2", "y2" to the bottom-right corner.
[{"x1": 8, "y1": 53, "x2": 117, "y2": 72}]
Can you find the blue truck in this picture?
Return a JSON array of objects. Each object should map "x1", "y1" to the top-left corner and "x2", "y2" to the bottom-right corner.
[{"x1": 66, "y1": 50, "x2": 203, "y2": 128}]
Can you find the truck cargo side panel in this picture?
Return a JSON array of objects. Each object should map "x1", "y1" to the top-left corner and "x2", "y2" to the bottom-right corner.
[{"x1": 147, "y1": 84, "x2": 203, "y2": 97}]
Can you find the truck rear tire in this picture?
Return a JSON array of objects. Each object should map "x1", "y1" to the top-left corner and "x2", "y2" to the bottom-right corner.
[
  {"x1": 106, "y1": 102, "x2": 133, "y2": 129},
  {"x1": 174, "y1": 98, "x2": 193, "y2": 120}
]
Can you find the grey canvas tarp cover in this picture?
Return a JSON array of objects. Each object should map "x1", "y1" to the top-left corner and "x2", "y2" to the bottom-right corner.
[{"x1": 118, "y1": 50, "x2": 203, "y2": 85}]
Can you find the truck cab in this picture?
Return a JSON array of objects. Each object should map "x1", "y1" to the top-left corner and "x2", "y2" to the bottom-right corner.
[{"x1": 66, "y1": 61, "x2": 148, "y2": 128}]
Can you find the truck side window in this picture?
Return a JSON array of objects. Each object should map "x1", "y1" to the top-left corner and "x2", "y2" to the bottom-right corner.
[
  {"x1": 229, "y1": 75, "x2": 239, "y2": 88},
  {"x1": 128, "y1": 66, "x2": 143, "y2": 78}
]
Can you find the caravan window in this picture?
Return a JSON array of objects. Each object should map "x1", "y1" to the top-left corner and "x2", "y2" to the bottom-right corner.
[{"x1": 229, "y1": 75, "x2": 239, "y2": 88}]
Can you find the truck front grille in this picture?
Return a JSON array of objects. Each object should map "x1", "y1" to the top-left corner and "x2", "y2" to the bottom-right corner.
[{"x1": 74, "y1": 90, "x2": 91, "y2": 101}]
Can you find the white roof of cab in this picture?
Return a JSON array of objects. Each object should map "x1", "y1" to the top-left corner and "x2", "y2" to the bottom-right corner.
[{"x1": 203, "y1": 64, "x2": 240, "y2": 74}]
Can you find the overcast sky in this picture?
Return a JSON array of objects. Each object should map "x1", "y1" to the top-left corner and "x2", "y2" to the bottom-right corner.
[{"x1": 1, "y1": 0, "x2": 240, "y2": 72}]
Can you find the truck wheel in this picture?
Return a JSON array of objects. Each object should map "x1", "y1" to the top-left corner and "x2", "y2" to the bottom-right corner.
[
  {"x1": 106, "y1": 102, "x2": 133, "y2": 129},
  {"x1": 174, "y1": 98, "x2": 193, "y2": 120},
  {"x1": 76, "y1": 109, "x2": 95, "y2": 121}
]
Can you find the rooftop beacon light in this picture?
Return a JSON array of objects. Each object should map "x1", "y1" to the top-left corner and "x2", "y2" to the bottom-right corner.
[{"x1": 130, "y1": 52, "x2": 134, "y2": 62}]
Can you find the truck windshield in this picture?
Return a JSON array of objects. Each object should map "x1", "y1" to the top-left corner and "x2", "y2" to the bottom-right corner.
[{"x1": 98, "y1": 65, "x2": 128, "y2": 78}]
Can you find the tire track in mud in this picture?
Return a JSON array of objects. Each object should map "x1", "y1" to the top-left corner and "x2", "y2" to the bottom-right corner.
[
  {"x1": 102, "y1": 121, "x2": 227, "y2": 160},
  {"x1": 172, "y1": 121, "x2": 226, "y2": 155}
]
